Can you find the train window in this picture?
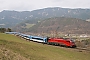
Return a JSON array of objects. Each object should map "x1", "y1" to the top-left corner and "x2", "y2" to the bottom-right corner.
[
  {"x1": 66, "y1": 40, "x2": 70, "y2": 43},
  {"x1": 32, "y1": 37, "x2": 43, "y2": 40}
]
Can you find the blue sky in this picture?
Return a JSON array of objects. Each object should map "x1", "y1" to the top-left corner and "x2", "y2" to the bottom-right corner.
[{"x1": 0, "y1": 0, "x2": 90, "y2": 11}]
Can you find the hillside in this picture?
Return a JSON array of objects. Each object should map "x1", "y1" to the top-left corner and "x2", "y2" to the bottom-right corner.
[
  {"x1": 27, "y1": 17, "x2": 90, "y2": 34},
  {"x1": 0, "y1": 33, "x2": 90, "y2": 60},
  {"x1": 0, "y1": 7, "x2": 90, "y2": 28}
]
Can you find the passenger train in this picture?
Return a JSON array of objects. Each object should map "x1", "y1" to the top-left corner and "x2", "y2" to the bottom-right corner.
[{"x1": 5, "y1": 32, "x2": 76, "y2": 48}]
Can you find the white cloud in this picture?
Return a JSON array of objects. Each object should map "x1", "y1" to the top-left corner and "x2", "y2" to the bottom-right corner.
[{"x1": 0, "y1": 0, "x2": 90, "y2": 11}]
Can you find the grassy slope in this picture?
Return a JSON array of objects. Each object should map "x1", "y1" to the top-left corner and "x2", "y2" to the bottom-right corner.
[
  {"x1": 0, "y1": 33, "x2": 90, "y2": 60},
  {"x1": 25, "y1": 23, "x2": 35, "y2": 28}
]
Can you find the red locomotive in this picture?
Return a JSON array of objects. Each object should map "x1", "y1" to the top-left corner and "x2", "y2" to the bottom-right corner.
[{"x1": 47, "y1": 38, "x2": 76, "y2": 48}]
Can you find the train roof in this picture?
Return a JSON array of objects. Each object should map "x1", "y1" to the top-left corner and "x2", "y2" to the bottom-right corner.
[
  {"x1": 5, "y1": 32, "x2": 19, "y2": 34},
  {"x1": 30, "y1": 35, "x2": 47, "y2": 39}
]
